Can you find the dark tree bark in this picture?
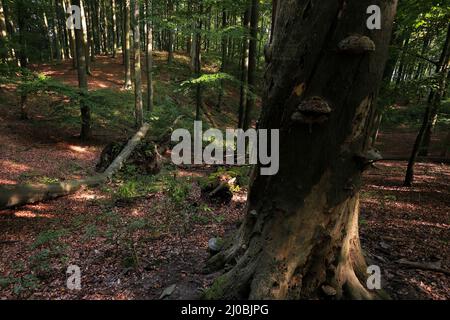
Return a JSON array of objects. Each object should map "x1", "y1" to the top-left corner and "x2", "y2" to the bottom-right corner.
[
  {"x1": 15, "y1": 0, "x2": 28, "y2": 68},
  {"x1": 205, "y1": 0, "x2": 397, "y2": 300},
  {"x1": 73, "y1": 0, "x2": 91, "y2": 141}
]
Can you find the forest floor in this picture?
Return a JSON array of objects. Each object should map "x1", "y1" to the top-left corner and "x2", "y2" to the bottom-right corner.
[{"x1": 0, "y1": 53, "x2": 448, "y2": 300}]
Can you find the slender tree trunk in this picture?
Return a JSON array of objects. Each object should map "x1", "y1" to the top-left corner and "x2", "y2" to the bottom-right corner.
[
  {"x1": 145, "y1": 0, "x2": 154, "y2": 112},
  {"x1": 216, "y1": 7, "x2": 227, "y2": 110},
  {"x1": 167, "y1": 0, "x2": 174, "y2": 64},
  {"x1": 102, "y1": 0, "x2": 109, "y2": 54},
  {"x1": 395, "y1": 33, "x2": 410, "y2": 88},
  {"x1": 86, "y1": 0, "x2": 96, "y2": 61},
  {"x1": 80, "y1": 0, "x2": 91, "y2": 74},
  {"x1": 132, "y1": 0, "x2": 143, "y2": 128},
  {"x1": 0, "y1": 0, "x2": 8, "y2": 62},
  {"x1": 43, "y1": 12, "x2": 54, "y2": 63},
  {"x1": 441, "y1": 131, "x2": 450, "y2": 158},
  {"x1": 405, "y1": 23, "x2": 450, "y2": 184},
  {"x1": 16, "y1": 0, "x2": 28, "y2": 68},
  {"x1": 73, "y1": 0, "x2": 91, "y2": 141},
  {"x1": 111, "y1": 0, "x2": 117, "y2": 58},
  {"x1": 194, "y1": 2, "x2": 203, "y2": 121},
  {"x1": 243, "y1": 0, "x2": 259, "y2": 130},
  {"x1": 238, "y1": 9, "x2": 250, "y2": 129},
  {"x1": 64, "y1": 0, "x2": 77, "y2": 68},
  {"x1": 205, "y1": 0, "x2": 398, "y2": 300},
  {"x1": 123, "y1": 0, "x2": 132, "y2": 89},
  {"x1": 0, "y1": 0, "x2": 6, "y2": 39}
]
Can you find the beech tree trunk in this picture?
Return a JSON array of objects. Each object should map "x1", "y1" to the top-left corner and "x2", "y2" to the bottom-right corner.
[
  {"x1": 123, "y1": 0, "x2": 132, "y2": 89},
  {"x1": 73, "y1": 0, "x2": 91, "y2": 141},
  {"x1": 194, "y1": 2, "x2": 203, "y2": 121},
  {"x1": 145, "y1": 0, "x2": 154, "y2": 112},
  {"x1": 80, "y1": 0, "x2": 91, "y2": 74},
  {"x1": 216, "y1": 7, "x2": 227, "y2": 110},
  {"x1": 0, "y1": 0, "x2": 6, "y2": 40},
  {"x1": 167, "y1": 0, "x2": 174, "y2": 64},
  {"x1": 205, "y1": 0, "x2": 397, "y2": 300},
  {"x1": 243, "y1": 0, "x2": 259, "y2": 131},
  {"x1": 132, "y1": 0, "x2": 143, "y2": 128},
  {"x1": 111, "y1": 0, "x2": 117, "y2": 58},
  {"x1": 238, "y1": 8, "x2": 250, "y2": 129}
]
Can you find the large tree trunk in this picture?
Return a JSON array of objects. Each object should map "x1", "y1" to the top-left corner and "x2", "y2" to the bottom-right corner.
[
  {"x1": 73, "y1": 0, "x2": 91, "y2": 141},
  {"x1": 132, "y1": 0, "x2": 143, "y2": 128},
  {"x1": 204, "y1": 0, "x2": 397, "y2": 300}
]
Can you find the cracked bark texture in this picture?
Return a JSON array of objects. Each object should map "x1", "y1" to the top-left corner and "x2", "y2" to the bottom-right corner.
[{"x1": 204, "y1": 0, "x2": 397, "y2": 300}]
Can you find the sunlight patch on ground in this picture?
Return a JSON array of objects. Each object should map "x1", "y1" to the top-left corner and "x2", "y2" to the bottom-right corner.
[
  {"x1": 232, "y1": 193, "x2": 247, "y2": 204},
  {"x1": 0, "y1": 160, "x2": 30, "y2": 174},
  {"x1": 14, "y1": 210, "x2": 55, "y2": 219},
  {"x1": 67, "y1": 145, "x2": 90, "y2": 154},
  {"x1": 0, "y1": 179, "x2": 17, "y2": 185},
  {"x1": 72, "y1": 190, "x2": 106, "y2": 201}
]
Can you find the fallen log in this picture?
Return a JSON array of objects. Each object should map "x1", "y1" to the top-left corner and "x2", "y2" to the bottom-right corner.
[{"x1": 0, "y1": 123, "x2": 150, "y2": 210}]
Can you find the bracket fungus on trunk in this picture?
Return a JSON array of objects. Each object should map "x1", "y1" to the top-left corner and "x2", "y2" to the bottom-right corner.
[
  {"x1": 291, "y1": 96, "x2": 332, "y2": 130},
  {"x1": 338, "y1": 35, "x2": 376, "y2": 54},
  {"x1": 354, "y1": 148, "x2": 383, "y2": 170}
]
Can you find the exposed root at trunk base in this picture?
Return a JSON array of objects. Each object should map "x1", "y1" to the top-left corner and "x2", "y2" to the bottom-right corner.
[{"x1": 204, "y1": 187, "x2": 390, "y2": 300}]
